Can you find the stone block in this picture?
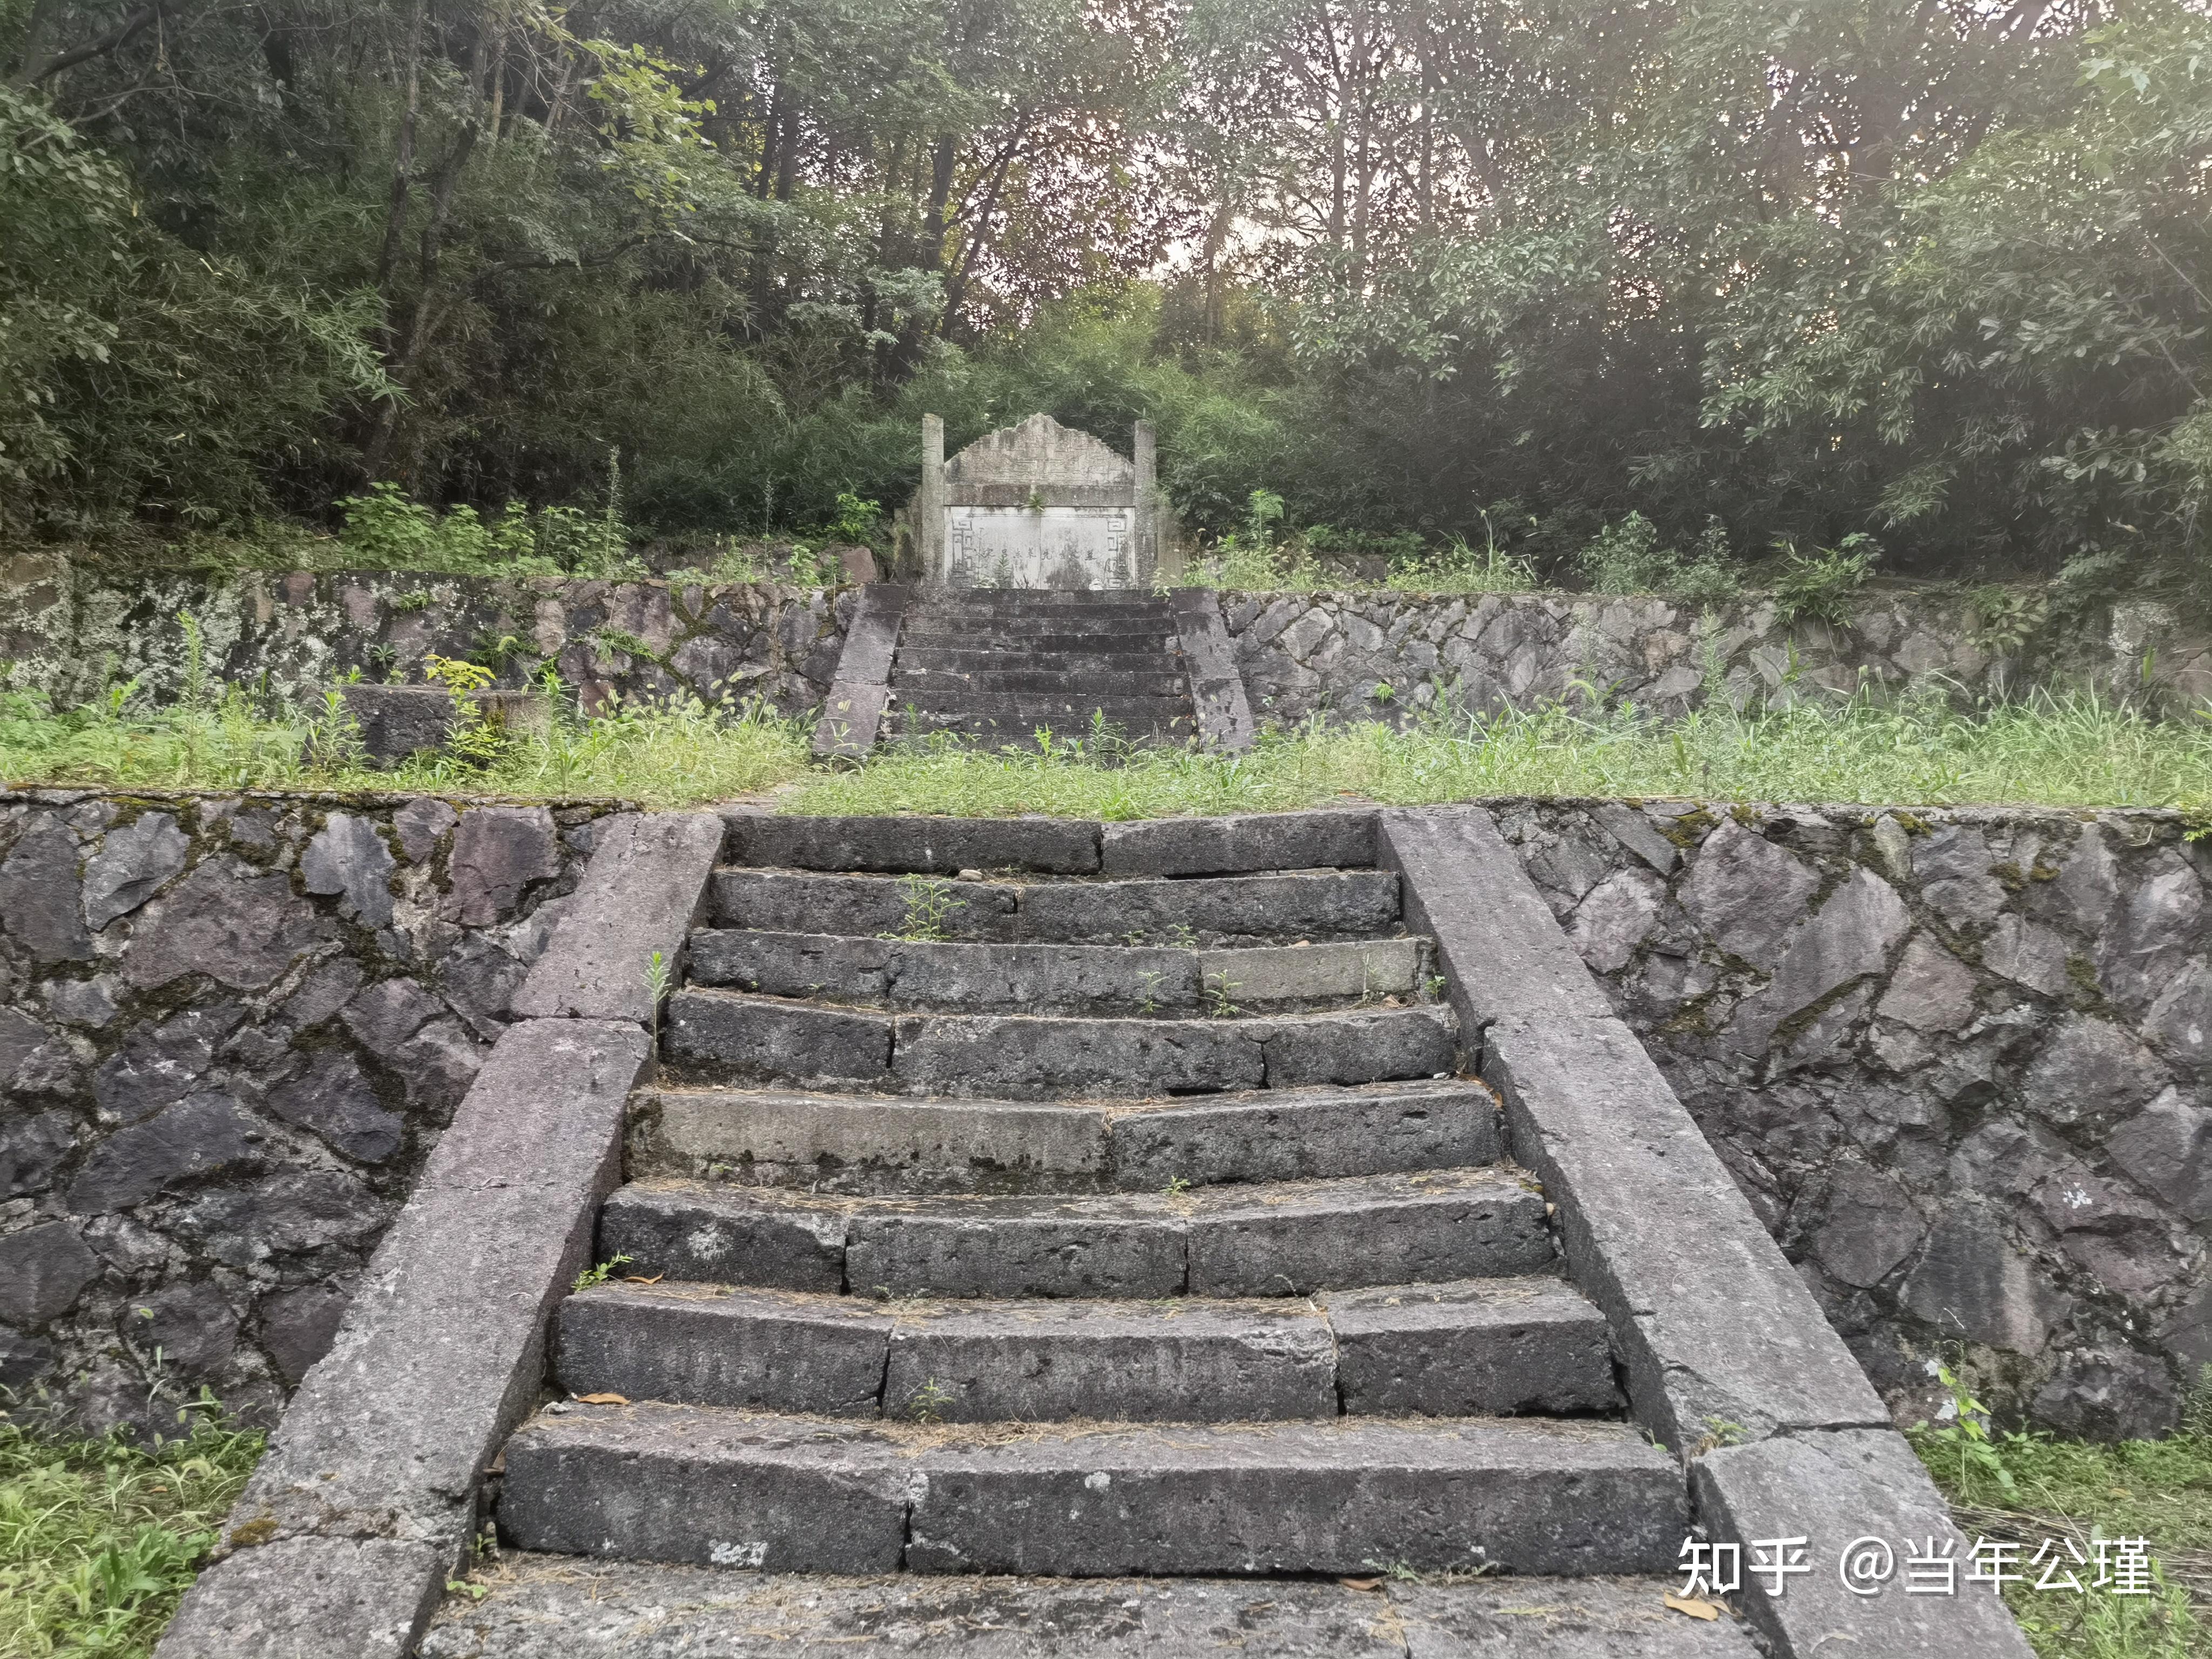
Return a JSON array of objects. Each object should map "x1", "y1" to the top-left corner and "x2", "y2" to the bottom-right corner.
[
  {"x1": 1200, "y1": 939, "x2": 1420, "y2": 1004},
  {"x1": 0, "y1": 1220, "x2": 100, "y2": 1325},
  {"x1": 1019, "y1": 869, "x2": 1401, "y2": 943},
  {"x1": 883, "y1": 1297, "x2": 1335, "y2": 1422},
  {"x1": 1106, "y1": 1081, "x2": 1498, "y2": 1190},
  {"x1": 556, "y1": 1284, "x2": 891, "y2": 1415},
  {"x1": 845, "y1": 1195, "x2": 1186, "y2": 1297},
  {"x1": 124, "y1": 858, "x2": 323, "y2": 991},
  {"x1": 498, "y1": 1405, "x2": 912, "y2": 1573},
  {"x1": 0, "y1": 815, "x2": 92, "y2": 963},
  {"x1": 1260, "y1": 1006, "x2": 1457, "y2": 1086},
  {"x1": 301, "y1": 813, "x2": 397, "y2": 926},
  {"x1": 68, "y1": 1090, "x2": 263, "y2": 1212},
  {"x1": 340, "y1": 685, "x2": 457, "y2": 766},
  {"x1": 512, "y1": 812, "x2": 723, "y2": 1021},
  {"x1": 632, "y1": 1088, "x2": 1110, "y2": 1192},
  {"x1": 156, "y1": 1536, "x2": 446, "y2": 1659},
  {"x1": 891, "y1": 1013, "x2": 1263, "y2": 1099},
  {"x1": 1326, "y1": 1277, "x2": 1618, "y2": 1415},
  {"x1": 710, "y1": 870, "x2": 1020, "y2": 939},
  {"x1": 1186, "y1": 1170, "x2": 1553, "y2": 1295},
  {"x1": 1098, "y1": 809, "x2": 1376, "y2": 876},
  {"x1": 723, "y1": 811, "x2": 1100, "y2": 874},
  {"x1": 83, "y1": 812, "x2": 189, "y2": 929},
  {"x1": 1690, "y1": 1429, "x2": 2034, "y2": 1657},
  {"x1": 443, "y1": 806, "x2": 559, "y2": 925},
  {"x1": 664, "y1": 989, "x2": 893, "y2": 1085},
  {"x1": 597, "y1": 1182, "x2": 847, "y2": 1289}
]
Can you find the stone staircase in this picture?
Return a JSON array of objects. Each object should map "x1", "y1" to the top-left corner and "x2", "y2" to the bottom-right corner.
[
  {"x1": 488, "y1": 814, "x2": 1691, "y2": 1586},
  {"x1": 883, "y1": 589, "x2": 1198, "y2": 746}
]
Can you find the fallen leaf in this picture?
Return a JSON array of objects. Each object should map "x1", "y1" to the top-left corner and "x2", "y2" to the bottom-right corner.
[
  {"x1": 622, "y1": 1275, "x2": 665, "y2": 1285},
  {"x1": 1338, "y1": 1577, "x2": 1382, "y2": 1592},
  {"x1": 573, "y1": 1392, "x2": 630, "y2": 1406},
  {"x1": 1664, "y1": 1594, "x2": 1720, "y2": 1622}
]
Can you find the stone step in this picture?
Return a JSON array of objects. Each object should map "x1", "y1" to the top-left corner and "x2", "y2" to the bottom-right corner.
[
  {"x1": 900, "y1": 617, "x2": 1182, "y2": 642},
  {"x1": 496, "y1": 1405, "x2": 1684, "y2": 1577},
  {"x1": 685, "y1": 931, "x2": 1428, "y2": 1014},
  {"x1": 887, "y1": 694, "x2": 1195, "y2": 724},
  {"x1": 416, "y1": 1559, "x2": 1763, "y2": 1658},
  {"x1": 661, "y1": 990, "x2": 1460, "y2": 1096},
  {"x1": 916, "y1": 591, "x2": 1174, "y2": 610},
  {"x1": 892, "y1": 669, "x2": 1192, "y2": 697},
  {"x1": 708, "y1": 868, "x2": 1403, "y2": 943},
  {"x1": 554, "y1": 1277, "x2": 1617, "y2": 1422},
  {"x1": 628, "y1": 1076, "x2": 1500, "y2": 1193},
  {"x1": 894, "y1": 645, "x2": 1182, "y2": 672},
  {"x1": 597, "y1": 1166, "x2": 1552, "y2": 1297}
]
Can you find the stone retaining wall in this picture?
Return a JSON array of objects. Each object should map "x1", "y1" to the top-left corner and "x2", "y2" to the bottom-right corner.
[
  {"x1": 0, "y1": 556, "x2": 853, "y2": 716},
  {"x1": 1498, "y1": 799, "x2": 2211, "y2": 1438},
  {"x1": 8, "y1": 556, "x2": 2209, "y2": 729},
  {"x1": 0, "y1": 788, "x2": 626, "y2": 1432}
]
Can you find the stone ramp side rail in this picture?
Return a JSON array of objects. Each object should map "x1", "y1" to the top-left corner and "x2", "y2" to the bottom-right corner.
[
  {"x1": 155, "y1": 812, "x2": 725, "y2": 1659},
  {"x1": 1169, "y1": 587, "x2": 1256, "y2": 752},
  {"x1": 1379, "y1": 805, "x2": 2033, "y2": 1659},
  {"x1": 810, "y1": 583, "x2": 912, "y2": 760}
]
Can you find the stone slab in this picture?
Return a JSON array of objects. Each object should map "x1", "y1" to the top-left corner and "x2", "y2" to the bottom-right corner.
[
  {"x1": 1170, "y1": 585, "x2": 1258, "y2": 752},
  {"x1": 811, "y1": 583, "x2": 911, "y2": 760},
  {"x1": 417, "y1": 1558, "x2": 1759, "y2": 1658},
  {"x1": 1690, "y1": 1428, "x2": 2034, "y2": 1657},
  {"x1": 631, "y1": 1087, "x2": 1111, "y2": 1192},
  {"x1": 1186, "y1": 1169, "x2": 1554, "y2": 1294},
  {"x1": 1379, "y1": 807, "x2": 1889, "y2": 1452},
  {"x1": 845, "y1": 1194, "x2": 1188, "y2": 1298},
  {"x1": 1104, "y1": 1080, "x2": 1500, "y2": 1189},
  {"x1": 498, "y1": 1405, "x2": 1685, "y2": 1579},
  {"x1": 903, "y1": 1416, "x2": 1685, "y2": 1577},
  {"x1": 598, "y1": 1181, "x2": 848, "y2": 1289},
  {"x1": 1020, "y1": 869, "x2": 1401, "y2": 943},
  {"x1": 497, "y1": 1406, "x2": 912, "y2": 1573},
  {"x1": 711, "y1": 869, "x2": 1020, "y2": 938},
  {"x1": 159, "y1": 1536, "x2": 446, "y2": 1659},
  {"x1": 690, "y1": 932, "x2": 1203, "y2": 1014},
  {"x1": 555, "y1": 1283, "x2": 890, "y2": 1415},
  {"x1": 1200, "y1": 938, "x2": 1421, "y2": 1003},
  {"x1": 1326, "y1": 1277, "x2": 1620, "y2": 1416},
  {"x1": 664, "y1": 990, "x2": 894, "y2": 1085},
  {"x1": 1100, "y1": 810, "x2": 1377, "y2": 876},
  {"x1": 511, "y1": 812, "x2": 723, "y2": 1022},
  {"x1": 883, "y1": 1296, "x2": 1336, "y2": 1422},
  {"x1": 722, "y1": 812, "x2": 1101, "y2": 874},
  {"x1": 1261, "y1": 1006, "x2": 1458, "y2": 1086},
  {"x1": 890, "y1": 1013, "x2": 1265, "y2": 1098}
]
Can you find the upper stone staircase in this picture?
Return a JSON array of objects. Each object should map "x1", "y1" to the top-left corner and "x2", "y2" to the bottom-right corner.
[
  {"x1": 489, "y1": 812, "x2": 1691, "y2": 1584},
  {"x1": 882, "y1": 589, "x2": 1198, "y2": 747}
]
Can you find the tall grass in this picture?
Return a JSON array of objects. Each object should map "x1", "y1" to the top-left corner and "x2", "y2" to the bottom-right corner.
[
  {"x1": 791, "y1": 691, "x2": 2212, "y2": 819},
  {"x1": 0, "y1": 1414, "x2": 262, "y2": 1658}
]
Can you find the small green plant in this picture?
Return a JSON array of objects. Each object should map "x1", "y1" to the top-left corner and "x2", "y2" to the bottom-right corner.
[
  {"x1": 1969, "y1": 585, "x2": 2049, "y2": 658},
  {"x1": 644, "y1": 949, "x2": 672, "y2": 1043},
  {"x1": 906, "y1": 1377, "x2": 955, "y2": 1424},
  {"x1": 390, "y1": 588, "x2": 434, "y2": 613},
  {"x1": 1424, "y1": 974, "x2": 1448, "y2": 1000},
  {"x1": 1386, "y1": 510, "x2": 1537, "y2": 594},
  {"x1": 445, "y1": 1577, "x2": 491, "y2": 1602},
  {"x1": 1581, "y1": 513, "x2": 1739, "y2": 602},
  {"x1": 782, "y1": 544, "x2": 841, "y2": 587},
  {"x1": 829, "y1": 492, "x2": 882, "y2": 543},
  {"x1": 1205, "y1": 970, "x2": 1242, "y2": 1019},
  {"x1": 571, "y1": 1252, "x2": 634, "y2": 1293},
  {"x1": 1137, "y1": 968, "x2": 1164, "y2": 1014},
  {"x1": 1771, "y1": 533, "x2": 1879, "y2": 626},
  {"x1": 1243, "y1": 487, "x2": 1286, "y2": 549},
  {"x1": 592, "y1": 628, "x2": 662, "y2": 664},
  {"x1": 1907, "y1": 1360, "x2": 2017, "y2": 1498},
  {"x1": 883, "y1": 874, "x2": 964, "y2": 941},
  {"x1": 1162, "y1": 1175, "x2": 1191, "y2": 1196}
]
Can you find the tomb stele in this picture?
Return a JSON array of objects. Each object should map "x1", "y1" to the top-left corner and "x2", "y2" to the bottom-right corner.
[{"x1": 914, "y1": 413, "x2": 1171, "y2": 589}]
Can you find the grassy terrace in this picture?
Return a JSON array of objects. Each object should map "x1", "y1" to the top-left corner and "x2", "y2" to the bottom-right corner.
[{"x1": 0, "y1": 683, "x2": 2207, "y2": 818}]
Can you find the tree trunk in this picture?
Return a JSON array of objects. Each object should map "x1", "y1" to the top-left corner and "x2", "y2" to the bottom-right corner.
[
  {"x1": 363, "y1": 122, "x2": 481, "y2": 481},
  {"x1": 374, "y1": 0, "x2": 427, "y2": 294}
]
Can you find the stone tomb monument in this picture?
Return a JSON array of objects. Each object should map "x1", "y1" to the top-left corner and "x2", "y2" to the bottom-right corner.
[{"x1": 913, "y1": 413, "x2": 1171, "y2": 589}]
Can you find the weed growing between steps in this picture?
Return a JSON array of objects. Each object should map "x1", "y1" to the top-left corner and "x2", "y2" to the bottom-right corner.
[
  {"x1": 0, "y1": 1411, "x2": 262, "y2": 1657},
  {"x1": 791, "y1": 691, "x2": 2212, "y2": 818}
]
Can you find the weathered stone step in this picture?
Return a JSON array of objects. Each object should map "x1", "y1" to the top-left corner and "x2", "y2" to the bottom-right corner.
[
  {"x1": 900, "y1": 617, "x2": 1183, "y2": 642},
  {"x1": 497, "y1": 1405, "x2": 1683, "y2": 1576},
  {"x1": 416, "y1": 1559, "x2": 1763, "y2": 1658},
  {"x1": 629, "y1": 1076, "x2": 1500, "y2": 1192},
  {"x1": 709, "y1": 868, "x2": 1402, "y2": 943},
  {"x1": 888, "y1": 696, "x2": 1195, "y2": 725},
  {"x1": 662, "y1": 990, "x2": 1459, "y2": 1096},
  {"x1": 892, "y1": 669, "x2": 1192, "y2": 697},
  {"x1": 554, "y1": 1276, "x2": 1616, "y2": 1422},
  {"x1": 894, "y1": 645, "x2": 1182, "y2": 672},
  {"x1": 686, "y1": 931, "x2": 1427, "y2": 1014},
  {"x1": 598, "y1": 1166, "x2": 1551, "y2": 1296}
]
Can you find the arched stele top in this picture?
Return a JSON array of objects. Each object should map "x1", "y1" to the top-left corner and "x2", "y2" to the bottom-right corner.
[{"x1": 942, "y1": 414, "x2": 1138, "y2": 508}]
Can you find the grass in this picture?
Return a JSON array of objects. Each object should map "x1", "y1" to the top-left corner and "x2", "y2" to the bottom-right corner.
[
  {"x1": 1911, "y1": 1378, "x2": 2212, "y2": 1658},
  {"x1": 0, "y1": 1412, "x2": 263, "y2": 1658},
  {"x1": 791, "y1": 691, "x2": 2212, "y2": 820},
  {"x1": 0, "y1": 670, "x2": 2206, "y2": 821}
]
